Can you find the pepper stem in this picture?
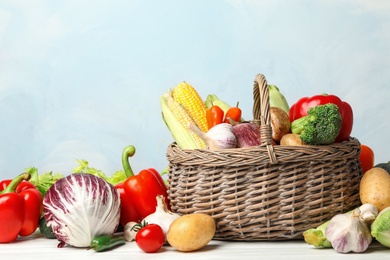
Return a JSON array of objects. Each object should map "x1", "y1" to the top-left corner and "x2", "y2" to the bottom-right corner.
[
  {"x1": 1, "y1": 172, "x2": 30, "y2": 194},
  {"x1": 122, "y1": 145, "x2": 136, "y2": 178},
  {"x1": 26, "y1": 167, "x2": 39, "y2": 185}
]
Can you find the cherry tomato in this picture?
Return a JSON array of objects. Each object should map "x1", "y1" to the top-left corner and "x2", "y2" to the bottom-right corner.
[
  {"x1": 135, "y1": 223, "x2": 165, "y2": 253},
  {"x1": 359, "y1": 144, "x2": 374, "y2": 174},
  {"x1": 206, "y1": 105, "x2": 224, "y2": 130},
  {"x1": 224, "y1": 102, "x2": 242, "y2": 123}
]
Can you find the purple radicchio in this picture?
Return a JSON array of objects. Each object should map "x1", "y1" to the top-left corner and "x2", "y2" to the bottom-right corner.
[{"x1": 43, "y1": 173, "x2": 120, "y2": 248}]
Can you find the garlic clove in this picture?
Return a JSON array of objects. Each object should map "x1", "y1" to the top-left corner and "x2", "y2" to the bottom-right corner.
[
  {"x1": 123, "y1": 221, "x2": 139, "y2": 242},
  {"x1": 358, "y1": 203, "x2": 378, "y2": 223}
]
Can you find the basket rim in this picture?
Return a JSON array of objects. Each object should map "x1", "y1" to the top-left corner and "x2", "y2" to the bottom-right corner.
[{"x1": 167, "y1": 137, "x2": 361, "y2": 166}]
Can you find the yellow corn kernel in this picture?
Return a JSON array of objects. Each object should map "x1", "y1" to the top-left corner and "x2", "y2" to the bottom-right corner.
[
  {"x1": 164, "y1": 93, "x2": 206, "y2": 149},
  {"x1": 172, "y1": 82, "x2": 208, "y2": 132}
]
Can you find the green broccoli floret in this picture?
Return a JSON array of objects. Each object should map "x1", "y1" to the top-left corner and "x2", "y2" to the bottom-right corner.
[{"x1": 291, "y1": 103, "x2": 342, "y2": 145}]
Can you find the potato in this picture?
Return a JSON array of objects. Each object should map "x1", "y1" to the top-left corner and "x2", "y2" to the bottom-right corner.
[
  {"x1": 270, "y1": 107, "x2": 291, "y2": 142},
  {"x1": 360, "y1": 167, "x2": 390, "y2": 212},
  {"x1": 280, "y1": 133, "x2": 305, "y2": 146},
  {"x1": 166, "y1": 213, "x2": 216, "y2": 252}
]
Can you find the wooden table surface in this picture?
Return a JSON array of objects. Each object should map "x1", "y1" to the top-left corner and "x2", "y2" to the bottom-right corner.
[{"x1": 2, "y1": 232, "x2": 389, "y2": 260}]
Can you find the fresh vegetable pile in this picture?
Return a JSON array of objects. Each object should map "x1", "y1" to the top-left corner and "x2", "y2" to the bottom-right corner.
[
  {"x1": 160, "y1": 81, "x2": 357, "y2": 150},
  {"x1": 0, "y1": 77, "x2": 388, "y2": 255},
  {"x1": 0, "y1": 144, "x2": 216, "y2": 254},
  {"x1": 159, "y1": 80, "x2": 390, "y2": 254},
  {"x1": 302, "y1": 146, "x2": 389, "y2": 254}
]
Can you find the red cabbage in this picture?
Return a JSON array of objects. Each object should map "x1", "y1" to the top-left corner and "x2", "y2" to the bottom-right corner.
[{"x1": 43, "y1": 173, "x2": 120, "y2": 248}]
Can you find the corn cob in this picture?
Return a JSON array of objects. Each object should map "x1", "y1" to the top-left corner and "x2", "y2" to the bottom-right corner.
[
  {"x1": 165, "y1": 92, "x2": 206, "y2": 149},
  {"x1": 172, "y1": 82, "x2": 208, "y2": 132},
  {"x1": 160, "y1": 93, "x2": 206, "y2": 149}
]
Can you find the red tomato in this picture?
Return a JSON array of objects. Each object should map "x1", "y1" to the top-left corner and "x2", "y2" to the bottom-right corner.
[
  {"x1": 135, "y1": 224, "x2": 165, "y2": 253},
  {"x1": 206, "y1": 105, "x2": 224, "y2": 130},
  {"x1": 223, "y1": 102, "x2": 242, "y2": 124},
  {"x1": 359, "y1": 144, "x2": 375, "y2": 174}
]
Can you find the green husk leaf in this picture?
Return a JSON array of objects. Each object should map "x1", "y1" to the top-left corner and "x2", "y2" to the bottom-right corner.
[{"x1": 268, "y1": 85, "x2": 289, "y2": 114}]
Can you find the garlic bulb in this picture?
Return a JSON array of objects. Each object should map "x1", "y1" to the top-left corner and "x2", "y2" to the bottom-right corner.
[
  {"x1": 143, "y1": 195, "x2": 180, "y2": 236},
  {"x1": 325, "y1": 206, "x2": 373, "y2": 253},
  {"x1": 188, "y1": 122, "x2": 236, "y2": 150}
]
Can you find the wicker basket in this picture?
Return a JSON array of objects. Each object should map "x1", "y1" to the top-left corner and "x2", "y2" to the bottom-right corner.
[{"x1": 166, "y1": 73, "x2": 362, "y2": 241}]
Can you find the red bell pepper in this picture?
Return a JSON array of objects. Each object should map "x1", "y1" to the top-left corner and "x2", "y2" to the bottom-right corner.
[
  {"x1": 115, "y1": 145, "x2": 169, "y2": 226},
  {"x1": 0, "y1": 172, "x2": 43, "y2": 243},
  {"x1": 289, "y1": 94, "x2": 353, "y2": 142}
]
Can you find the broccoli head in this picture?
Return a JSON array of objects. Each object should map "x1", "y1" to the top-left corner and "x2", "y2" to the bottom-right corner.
[{"x1": 291, "y1": 103, "x2": 342, "y2": 145}]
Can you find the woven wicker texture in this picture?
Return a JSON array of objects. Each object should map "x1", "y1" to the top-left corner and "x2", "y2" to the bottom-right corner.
[{"x1": 166, "y1": 73, "x2": 362, "y2": 241}]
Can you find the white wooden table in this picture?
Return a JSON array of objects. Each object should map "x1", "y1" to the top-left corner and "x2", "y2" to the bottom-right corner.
[{"x1": 1, "y1": 232, "x2": 388, "y2": 260}]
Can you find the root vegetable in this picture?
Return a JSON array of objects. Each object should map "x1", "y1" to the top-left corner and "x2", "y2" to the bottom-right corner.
[
  {"x1": 167, "y1": 213, "x2": 215, "y2": 252},
  {"x1": 232, "y1": 122, "x2": 261, "y2": 148},
  {"x1": 280, "y1": 133, "x2": 305, "y2": 146},
  {"x1": 360, "y1": 167, "x2": 390, "y2": 212},
  {"x1": 270, "y1": 107, "x2": 291, "y2": 142}
]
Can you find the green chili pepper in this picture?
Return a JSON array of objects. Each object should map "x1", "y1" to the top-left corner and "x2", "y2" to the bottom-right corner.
[
  {"x1": 38, "y1": 217, "x2": 56, "y2": 239},
  {"x1": 90, "y1": 235, "x2": 126, "y2": 252}
]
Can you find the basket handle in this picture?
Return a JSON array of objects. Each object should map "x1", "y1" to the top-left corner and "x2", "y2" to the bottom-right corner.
[{"x1": 253, "y1": 74, "x2": 278, "y2": 164}]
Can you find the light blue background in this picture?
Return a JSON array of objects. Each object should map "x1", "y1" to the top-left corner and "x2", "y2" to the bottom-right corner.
[{"x1": 1, "y1": 0, "x2": 389, "y2": 179}]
